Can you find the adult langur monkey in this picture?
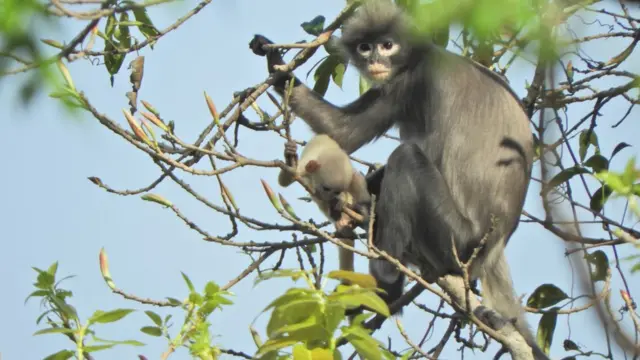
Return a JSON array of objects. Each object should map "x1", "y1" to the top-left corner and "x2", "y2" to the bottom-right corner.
[{"x1": 248, "y1": 0, "x2": 545, "y2": 358}]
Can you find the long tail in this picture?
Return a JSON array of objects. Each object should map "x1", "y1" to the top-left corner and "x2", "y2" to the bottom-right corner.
[
  {"x1": 479, "y1": 251, "x2": 551, "y2": 360},
  {"x1": 338, "y1": 239, "x2": 355, "y2": 272}
]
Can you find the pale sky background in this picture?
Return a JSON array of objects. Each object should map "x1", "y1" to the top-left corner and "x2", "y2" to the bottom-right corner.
[{"x1": 1, "y1": 0, "x2": 640, "y2": 359}]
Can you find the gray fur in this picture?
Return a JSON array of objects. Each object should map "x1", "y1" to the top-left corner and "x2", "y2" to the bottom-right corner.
[{"x1": 252, "y1": 0, "x2": 545, "y2": 358}]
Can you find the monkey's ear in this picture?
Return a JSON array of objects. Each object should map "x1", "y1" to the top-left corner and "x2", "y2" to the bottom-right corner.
[{"x1": 305, "y1": 160, "x2": 321, "y2": 173}]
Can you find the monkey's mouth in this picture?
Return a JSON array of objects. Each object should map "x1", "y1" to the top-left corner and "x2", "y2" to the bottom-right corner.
[{"x1": 369, "y1": 70, "x2": 390, "y2": 80}]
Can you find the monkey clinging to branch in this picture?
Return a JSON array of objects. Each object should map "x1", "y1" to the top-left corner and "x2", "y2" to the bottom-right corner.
[
  {"x1": 249, "y1": 0, "x2": 546, "y2": 358},
  {"x1": 278, "y1": 134, "x2": 371, "y2": 273}
]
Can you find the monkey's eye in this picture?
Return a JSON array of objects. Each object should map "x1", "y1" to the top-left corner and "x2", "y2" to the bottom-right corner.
[
  {"x1": 322, "y1": 186, "x2": 333, "y2": 192},
  {"x1": 357, "y1": 43, "x2": 372, "y2": 54},
  {"x1": 382, "y1": 41, "x2": 394, "y2": 49}
]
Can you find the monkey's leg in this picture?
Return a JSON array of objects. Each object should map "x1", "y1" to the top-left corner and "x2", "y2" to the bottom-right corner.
[{"x1": 371, "y1": 143, "x2": 478, "y2": 306}]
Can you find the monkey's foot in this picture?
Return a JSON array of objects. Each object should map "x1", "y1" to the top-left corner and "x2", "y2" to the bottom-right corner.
[
  {"x1": 249, "y1": 34, "x2": 274, "y2": 56},
  {"x1": 473, "y1": 305, "x2": 509, "y2": 331},
  {"x1": 283, "y1": 140, "x2": 298, "y2": 166}
]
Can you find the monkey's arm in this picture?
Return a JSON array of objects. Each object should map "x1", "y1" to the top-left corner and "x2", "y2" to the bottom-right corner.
[{"x1": 250, "y1": 35, "x2": 395, "y2": 154}]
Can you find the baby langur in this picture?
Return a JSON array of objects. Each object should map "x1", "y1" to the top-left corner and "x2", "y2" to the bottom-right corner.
[{"x1": 278, "y1": 134, "x2": 371, "y2": 273}]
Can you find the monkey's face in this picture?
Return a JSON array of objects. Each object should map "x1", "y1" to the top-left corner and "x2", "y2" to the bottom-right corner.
[
  {"x1": 354, "y1": 39, "x2": 402, "y2": 83},
  {"x1": 312, "y1": 170, "x2": 350, "y2": 202},
  {"x1": 315, "y1": 184, "x2": 343, "y2": 202}
]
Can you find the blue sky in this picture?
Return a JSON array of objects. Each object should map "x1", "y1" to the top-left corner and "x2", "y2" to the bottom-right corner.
[{"x1": 1, "y1": 0, "x2": 640, "y2": 359}]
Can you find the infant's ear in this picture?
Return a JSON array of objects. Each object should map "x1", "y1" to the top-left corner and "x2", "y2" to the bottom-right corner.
[{"x1": 305, "y1": 160, "x2": 321, "y2": 173}]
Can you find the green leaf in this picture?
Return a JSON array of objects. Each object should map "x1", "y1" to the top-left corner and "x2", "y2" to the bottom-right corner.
[
  {"x1": 189, "y1": 292, "x2": 204, "y2": 306},
  {"x1": 526, "y1": 284, "x2": 568, "y2": 309},
  {"x1": 329, "y1": 287, "x2": 390, "y2": 317},
  {"x1": 310, "y1": 347, "x2": 335, "y2": 360},
  {"x1": 166, "y1": 297, "x2": 183, "y2": 306},
  {"x1": 105, "y1": 14, "x2": 117, "y2": 38},
  {"x1": 579, "y1": 129, "x2": 600, "y2": 162},
  {"x1": 91, "y1": 336, "x2": 145, "y2": 346},
  {"x1": 430, "y1": 25, "x2": 450, "y2": 47},
  {"x1": 204, "y1": 281, "x2": 221, "y2": 297},
  {"x1": 300, "y1": 15, "x2": 325, "y2": 36},
  {"x1": 584, "y1": 154, "x2": 609, "y2": 173},
  {"x1": 270, "y1": 315, "x2": 326, "y2": 341},
  {"x1": 331, "y1": 62, "x2": 346, "y2": 88},
  {"x1": 25, "y1": 289, "x2": 50, "y2": 304},
  {"x1": 118, "y1": 12, "x2": 132, "y2": 48},
  {"x1": 589, "y1": 185, "x2": 613, "y2": 214},
  {"x1": 182, "y1": 271, "x2": 196, "y2": 293},
  {"x1": 104, "y1": 41, "x2": 125, "y2": 78},
  {"x1": 313, "y1": 56, "x2": 332, "y2": 96},
  {"x1": 47, "y1": 262, "x2": 59, "y2": 277},
  {"x1": 313, "y1": 55, "x2": 346, "y2": 96},
  {"x1": 611, "y1": 142, "x2": 631, "y2": 160},
  {"x1": 324, "y1": 302, "x2": 347, "y2": 336},
  {"x1": 586, "y1": 250, "x2": 609, "y2": 282},
  {"x1": 116, "y1": 20, "x2": 146, "y2": 27},
  {"x1": 127, "y1": 1, "x2": 161, "y2": 45},
  {"x1": 250, "y1": 326, "x2": 263, "y2": 348},
  {"x1": 140, "y1": 326, "x2": 163, "y2": 337},
  {"x1": 103, "y1": 14, "x2": 125, "y2": 80},
  {"x1": 595, "y1": 171, "x2": 629, "y2": 194},
  {"x1": 563, "y1": 339, "x2": 581, "y2": 351},
  {"x1": 327, "y1": 271, "x2": 378, "y2": 288},
  {"x1": 292, "y1": 344, "x2": 312, "y2": 360},
  {"x1": 35, "y1": 309, "x2": 55, "y2": 325},
  {"x1": 359, "y1": 76, "x2": 371, "y2": 95},
  {"x1": 33, "y1": 327, "x2": 75, "y2": 336},
  {"x1": 89, "y1": 309, "x2": 136, "y2": 324},
  {"x1": 43, "y1": 350, "x2": 74, "y2": 360},
  {"x1": 84, "y1": 344, "x2": 116, "y2": 353},
  {"x1": 395, "y1": 0, "x2": 419, "y2": 12},
  {"x1": 267, "y1": 299, "x2": 321, "y2": 338},
  {"x1": 144, "y1": 311, "x2": 162, "y2": 326},
  {"x1": 545, "y1": 166, "x2": 590, "y2": 192},
  {"x1": 256, "y1": 337, "x2": 300, "y2": 357},
  {"x1": 49, "y1": 296, "x2": 79, "y2": 322},
  {"x1": 536, "y1": 309, "x2": 558, "y2": 355},
  {"x1": 34, "y1": 268, "x2": 55, "y2": 289},
  {"x1": 622, "y1": 156, "x2": 639, "y2": 188},
  {"x1": 341, "y1": 325, "x2": 383, "y2": 360}
]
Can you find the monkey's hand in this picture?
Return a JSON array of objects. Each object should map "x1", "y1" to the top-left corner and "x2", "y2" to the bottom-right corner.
[
  {"x1": 249, "y1": 34, "x2": 273, "y2": 57},
  {"x1": 249, "y1": 34, "x2": 286, "y2": 73},
  {"x1": 351, "y1": 202, "x2": 370, "y2": 218},
  {"x1": 284, "y1": 140, "x2": 298, "y2": 168},
  {"x1": 335, "y1": 211, "x2": 357, "y2": 238},
  {"x1": 249, "y1": 34, "x2": 300, "y2": 94}
]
